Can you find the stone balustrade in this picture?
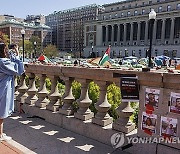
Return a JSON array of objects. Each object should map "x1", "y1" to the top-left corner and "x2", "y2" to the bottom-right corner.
[{"x1": 14, "y1": 64, "x2": 180, "y2": 153}]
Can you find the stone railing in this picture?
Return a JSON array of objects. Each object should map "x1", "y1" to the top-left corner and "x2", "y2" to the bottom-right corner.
[{"x1": 14, "y1": 64, "x2": 180, "y2": 153}]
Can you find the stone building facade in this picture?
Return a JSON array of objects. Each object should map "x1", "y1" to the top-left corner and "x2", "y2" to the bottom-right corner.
[
  {"x1": 84, "y1": 0, "x2": 180, "y2": 58},
  {"x1": 0, "y1": 18, "x2": 52, "y2": 47},
  {"x1": 45, "y1": 4, "x2": 104, "y2": 56}
]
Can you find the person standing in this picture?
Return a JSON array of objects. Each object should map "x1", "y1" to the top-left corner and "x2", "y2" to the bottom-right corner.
[{"x1": 0, "y1": 43, "x2": 24, "y2": 142}]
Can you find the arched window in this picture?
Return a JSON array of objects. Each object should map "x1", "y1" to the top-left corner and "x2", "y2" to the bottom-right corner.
[{"x1": 167, "y1": 5, "x2": 171, "y2": 11}]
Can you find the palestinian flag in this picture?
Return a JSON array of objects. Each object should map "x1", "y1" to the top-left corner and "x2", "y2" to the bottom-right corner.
[
  {"x1": 99, "y1": 46, "x2": 111, "y2": 66},
  {"x1": 38, "y1": 55, "x2": 52, "y2": 63}
]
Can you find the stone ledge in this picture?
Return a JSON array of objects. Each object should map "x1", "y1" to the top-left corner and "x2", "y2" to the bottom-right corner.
[{"x1": 21, "y1": 103, "x2": 135, "y2": 146}]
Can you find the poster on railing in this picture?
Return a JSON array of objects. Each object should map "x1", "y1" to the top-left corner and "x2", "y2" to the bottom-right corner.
[
  {"x1": 120, "y1": 77, "x2": 139, "y2": 102},
  {"x1": 145, "y1": 88, "x2": 160, "y2": 111},
  {"x1": 141, "y1": 112, "x2": 157, "y2": 135},
  {"x1": 169, "y1": 92, "x2": 180, "y2": 114},
  {"x1": 160, "y1": 116, "x2": 177, "y2": 138}
]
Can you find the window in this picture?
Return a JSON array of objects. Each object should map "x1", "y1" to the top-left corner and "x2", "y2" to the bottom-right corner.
[
  {"x1": 117, "y1": 7, "x2": 119, "y2": 10},
  {"x1": 128, "y1": 4, "x2": 131, "y2": 8},
  {"x1": 127, "y1": 11, "x2": 131, "y2": 16},
  {"x1": 142, "y1": 9, "x2": 145, "y2": 15},
  {"x1": 134, "y1": 10, "x2": 138, "y2": 15},
  {"x1": 157, "y1": 0, "x2": 160, "y2": 2},
  {"x1": 115, "y1": 13, "x2": 118, "y2": 18},
  {"x1": 177, "y1": 4, "x2": 180, "y2": 10},
  {"x1": 149, "y1": 1, "x2": 152, "y2": 4},
  {"x1": 167, "y1": 5, "x2": 171, "y2": 11},
  {"x1": 109, "y1": 15, "x2": 112, "y2": 19},
  {"x1": 122, "y1": 5, "x2": 125, "y2": 9},
  {"x1": 135, "y1": 3, "x2": 138, "y2": 7},
  {"x1": 121, "y1": 12, "x2": 124, "y2": 17},
  {"x1": 158, "y1": 6, "x2": 162, "y2": 12},
  {"x1": 111, "y1": 8, "x2": 113, "y2": 11},
  {"x1": 142, "y1": 2, "x2": 145, "y2": 6}
]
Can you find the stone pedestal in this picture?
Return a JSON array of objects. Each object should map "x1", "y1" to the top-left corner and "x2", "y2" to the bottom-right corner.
[
  {"x1": 113, "y1": 101, "x2": 135, "y2": 133},
  {"x1": 59, "y1": 78, "x2": 75, "y2": 115},
  {"x1": 74, "y1": 79, "x2": 94, "y2": 121},
  {"x1": 46, "y1": 76, "x2": 60, "y2": 112},
  {"x1": 16, "y1": 73, "x2": 28, "y2": 103},
  {"x1": 35, "y1": 74, "x2": 49, "y2": 108},
  {"x1": 92, "y1": 81, "x2": 113, "y2": 127},
  {"x1": 26, "y1": 73, "x2": 38, "y2": 105}
]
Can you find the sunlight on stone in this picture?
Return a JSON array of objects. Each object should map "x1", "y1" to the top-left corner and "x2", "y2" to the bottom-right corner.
[
  {"x1": 75, "y1": 144, "x2": 94, "y2": 152},
  {"x1": 43, "y1": 130, "x2": 59, "y2": 136},
  {"x1": 57, "y1": 137, "x2": 75, "y2": 143},
  {"x1": 19, "y1": 120, "x2": 32, "y2": 125},
  {"x1": 30, "y1": 125, "x2": 45, "y2": 130},
  {"x1": 10, "y1": 116, "x2": 22, "y2": 120}
]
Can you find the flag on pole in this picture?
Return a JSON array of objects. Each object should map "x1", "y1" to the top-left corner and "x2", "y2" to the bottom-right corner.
[{"x1": 99, "y1": 46, "x2": 111, "y2": 66}]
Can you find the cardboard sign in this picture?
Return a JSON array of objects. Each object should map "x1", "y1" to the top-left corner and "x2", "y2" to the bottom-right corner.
[{"x1": 120, "y1": 77, "x2": 139, "y2": 102}]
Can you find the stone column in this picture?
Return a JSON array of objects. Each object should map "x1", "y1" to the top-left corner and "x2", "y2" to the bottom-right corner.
[
  {"x1": 59, "y1": 77, "x2": 75, "y2": 115},
  {"x1": 130, "y1": 23, "x2": 134, "y2": 45},
  {"x1": 92, "y1": 81, "x2": 113, "y2": 127},
  {"x1": 74, "y1": 79, "x2": 94, "y2": 121},
  {"x1": 46, "y1": 75, "x2": 60, "y2": 112},
  {"x1": 111, "y1": 25, "x2": 114, "y2": 45},
  {"x1": 17, "y1": 73, "x2": 28, "y2": 104},
  {"x1": 105, "y1": 25, "x2": 108, "y2": 45},
  {"x1": 145, "y1": 20, "x2": 149, "y2": 45},
  {"x1": 25, "y1": 73, "x2": 38, "y2": 105},
  {"x1": 14, "y1": 76, "x2": 19, "y2": 111},
  {"x1": 137, "y1": 21, "x2": 141, "y2": 45},
  {"x1": 152, "y1": 20, "x2": 157, "y2": 45},
  {"x1": 161, "y1": 19, "x2": 166, "y2": 44},
  {"x1": 113, "y1": 101, "x2": 135, "y2": 133},
  {"x1": 170, "y1": 17, "x2": 175, "y2": 44},
  {"x1": 14, "y1": 76, "x2": 19, "y2": 101},
  {"x1": 16, "y1": 73, "x2": 28, "y2": 113},
  {"x1": 117, "y1": 24, "x2": 120, "y2": 46},
  {"x1": 35, "y1": 74, "x2": 49, "y2": 108},
  {"x1": 123, "y1": 23, "x2": 127, "y2": 45}
]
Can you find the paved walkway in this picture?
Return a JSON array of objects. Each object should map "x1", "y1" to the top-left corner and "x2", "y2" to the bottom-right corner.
[{"x1": 1, "y1": 112, "x2": 128, "y2": 154}]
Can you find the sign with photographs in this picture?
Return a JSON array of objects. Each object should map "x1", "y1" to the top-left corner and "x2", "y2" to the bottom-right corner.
[
  {"x1": 169, "y1": 92, "x2": 180, "y2": 114},
  {"x1": 120, "y1": 77, "x2": 139, "y2": 101},
  {"x1": 141, "y1": 112, "x2": 157, "y2": 135},
  {"x1": 160, "y1": 116, "x2": 177, "y2": 138},
  {"x1": 145, "y1": 88, "x2": 160, "y2": 109}
]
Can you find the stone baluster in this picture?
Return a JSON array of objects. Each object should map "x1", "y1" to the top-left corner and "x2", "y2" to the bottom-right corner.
[
  {"x1": 14, "y1": 76, "x2": 19, "y2": 111},
  {"x1": 46, "y1": 75, "x2": 60, "y2": 112},
  {"x1": 16, "y1": 73, "x2": 28, "y2": 104},
  {"x1": 113, "y1": 101, "x2": 135, "y2": 133},
  {"x1": 74, "y1": 79, "x2": 94, "y2": 121},
  {"x1": 59, "y1": 77, "x2": 75, "y2": 115},
  {"x1": 35, "y1": 74, "x2": 49, "y2": 108},
  {"x1": 25, "y1": 73, "x2": 38, "y2": 105},
  {"x1": 14, "y1": 76, "x2": 19, "y2": 100},
  {"x1": 92, "y1": 81, "x2": 113, "y2": 126}
]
